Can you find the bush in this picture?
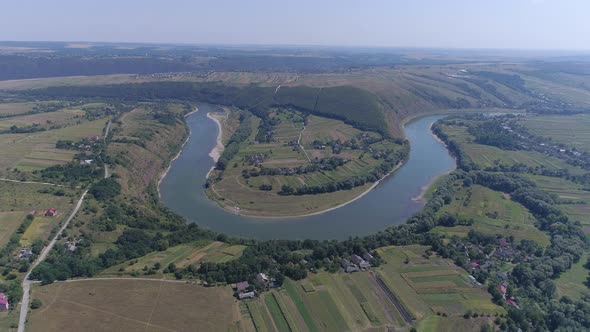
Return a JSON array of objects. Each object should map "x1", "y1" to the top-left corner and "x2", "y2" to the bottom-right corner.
[{"x1": 31, "y1": 298, "x2": 42, "y2": 309}]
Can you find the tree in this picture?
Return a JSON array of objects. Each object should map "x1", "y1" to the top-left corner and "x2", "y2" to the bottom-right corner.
[{"x1": 31, "y1": 298, "x2": 43, "y2": 309}]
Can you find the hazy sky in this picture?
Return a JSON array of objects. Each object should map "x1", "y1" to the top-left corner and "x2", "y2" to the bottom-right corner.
[{"x1": 2, "y1": 0, "x2": 589, "y2": 50}]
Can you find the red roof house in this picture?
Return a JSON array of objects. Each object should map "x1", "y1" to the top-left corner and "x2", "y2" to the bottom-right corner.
[
  {"x1": 498, "y1": 285, "x2": 507, "y2": 294},
  {"x1": 0, "y1": 292, "x2": 8, "y2": 311},
  {"x1": 499, "y1": 239, "x2": 510, "y2": 246},
  {"x1": 470, "y1": 262, "x2": 479, "y2": 267},
  {"x1": 45, "y1": 208, "x2": 57, "y2": 217}
]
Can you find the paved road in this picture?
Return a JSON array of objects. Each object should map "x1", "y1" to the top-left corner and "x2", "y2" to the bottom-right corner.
[
  {"x1": 18, "y1": 189, "x2": 88, "y2": 332},
  {"x1": 103, "y1": 119, "x2": 112, "y2": 179}
]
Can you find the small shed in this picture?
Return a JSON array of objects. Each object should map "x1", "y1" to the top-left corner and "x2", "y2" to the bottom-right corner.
[{"x1": 45, "y1": 208, "x2": 57, "y2": 217}]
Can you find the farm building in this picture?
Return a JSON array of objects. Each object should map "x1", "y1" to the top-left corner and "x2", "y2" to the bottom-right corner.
[
  {"x1": 363, "y1": 253, "x2": 374, "y2": 261},
  {"x1": 19, "y1": 248, "x2": 33, "y2": 260},
  {"x1": 238, "y1": 291, "x2": 255, "y2": 300},
  {"x1": 65, "y1": 241, "x2": 77, "y2": 253},
  {"x1": 0, "y1": 292, "x2": 8, "y2": 311},
  {"x1": 236, "y1": 281, "x2": 249, "y2": 293},
  {"x1": 45, "y1": 208, "x2": 57, "y2": 217},
  {"x1": 256, "y1": 273, "x2": 269, "y2": 284}
]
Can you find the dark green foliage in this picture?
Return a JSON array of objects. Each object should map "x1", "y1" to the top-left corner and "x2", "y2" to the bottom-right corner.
[
  {"x1": 30, "y1": 298, "x2": 42, "y2": 309},
  {"x1": 89, "y1": 178, "x2": 121, "y2": 201}
]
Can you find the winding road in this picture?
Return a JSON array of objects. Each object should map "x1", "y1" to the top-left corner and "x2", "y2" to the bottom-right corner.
[
  {"x1": 17, "y1": 117, "x2": 112, "y2": 331},
  {"x1": 17, "y1": 190, "x2": 88, "y2": 332}
]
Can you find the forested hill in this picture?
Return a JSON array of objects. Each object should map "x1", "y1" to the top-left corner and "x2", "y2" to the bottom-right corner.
[
  {"x1": 0, "y1": 55, "x2": 197, "y2": 81},
  {"x1": 18, "y1": 82, "x2": 390, "y2": 135}
]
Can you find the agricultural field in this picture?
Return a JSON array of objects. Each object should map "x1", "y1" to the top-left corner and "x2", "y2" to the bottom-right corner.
[
  {"x1": 242, "y1": 271, "x2": 404, "y2": 332},
  {"x1": 0, "y1": 211, "x2": 26, "y2": 249},
  {"x1": 526, "y1": 175, "x2": 590, "y2": 233},
  {"x1": 0, "y1": 118, "x2": 107, "y2": 173},
  {"x1": 375, "y1": 245, "x2": 504, "y2": 321},
  {"x1": 208, "y1": 109, "x2": 405, "y2": 217},
  {"x1": 100, "y1": 241, "x2": 246, "y2": 276},
  {"x1": 27, "y1": 279, "x2": 244, "y2": 332},
  {"x1": 0, "y1": 181, "x2": 80, "y2": 246},
  {"x1": 0, "y1": 108, "x2": 86, "y2": 131},
  {"x1": 432, "y1": 184, "x2": 550, "y2": 246},
  {"x1": 440, "y1": 124, "x2": 586, "y2": 174},
  {"x1": 237, "y1": 245, "x2": 501, "y2": 332},
  {"x1": 519, "y1": 114, "x2": 590, "y2": 154}
]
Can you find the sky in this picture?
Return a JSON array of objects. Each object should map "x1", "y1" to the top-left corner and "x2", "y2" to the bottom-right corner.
[{"x1": 1, "y1": 0, "x2": 589, "y2": 50}]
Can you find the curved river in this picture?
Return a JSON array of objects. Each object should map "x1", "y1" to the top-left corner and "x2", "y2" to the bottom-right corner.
[{"x1": 160, "y1": 104, "x2": 455, "y2": 240}]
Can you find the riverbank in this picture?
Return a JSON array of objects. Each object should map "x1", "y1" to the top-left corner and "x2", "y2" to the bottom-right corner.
[
  {"x1": 411, "y1": 122, "x2": 457, "y2": 203},
  {"x1": 157, "y1": 107, "x2": 198, "y2": 197},
  {"x1": 207, "y1": 112, "x2": 225, "y2": 163},
  {"x1": 205, "y1": 112, "x2": 225, "y2": 179}
]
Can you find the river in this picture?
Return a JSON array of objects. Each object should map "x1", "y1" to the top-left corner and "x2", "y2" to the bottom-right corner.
[{"x1": 159, "y1": 104, "x2": 456, "y2": 240}]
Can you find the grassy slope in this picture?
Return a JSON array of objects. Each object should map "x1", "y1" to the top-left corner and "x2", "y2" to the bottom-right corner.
[
  {"x1": 432, "y1": 184, "x2": 550, "y2": 246},
  {"x1": 520, "y1": 114, "x2": 590, "y2": 154}
]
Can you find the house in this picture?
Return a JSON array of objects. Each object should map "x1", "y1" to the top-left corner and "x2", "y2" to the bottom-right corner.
[
  {"x1": 236, "y1": 281, "x2": 250, "y2": 293},
  {"x1": 65, "y1": 241, "x2": 77, "y2": 253},
  {"x1": 18, "y1": 248, "x2": 33, "y2": 260},
  {"x1": 345, "y1": 265, "x2": 360, "y2": 273},
  {"x1": 88, "y1": 135, "x2": 101, "y2": 141},
  {"x1": 45, "y1": 208, "x2": 57, "y2": 217},
  {"x1": 256, "y1": 273, "x2": 269, "y2": 284},
  {"x1": 470, "y1": 262, "x2": 479, "y2": 268},
  {"x1": 0, "y1": 293, "x2": 8, "y2": 311},
  {"x1": 498, "y1": 284, "x2": 507, "y2": 295},
  {"x1": 238, "y1": 291, "x2": 256, "y2": 300},
  {"x1": 363, "y1": 253, "x2": 374, "y2": 261},
  {"x1": 359, "y1": 261, "x2": 371, "y2": 270},
  {"x1": 499, "y1": 239, "x2": 510, "y2": 246},
  {"x1": 340, "y1": 259, "x2": 351, "y2": 269},
  {"x1": 350, "y1": 254, "x2": 364, "y2": 265},
  {"x1": 80, "y1": 159, "x2": 94, "y2": 166}
]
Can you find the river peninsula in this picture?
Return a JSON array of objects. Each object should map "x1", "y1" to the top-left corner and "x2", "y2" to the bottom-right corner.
[{"x1": 159, "y1": 104, "x2": 456, "y2": 240}]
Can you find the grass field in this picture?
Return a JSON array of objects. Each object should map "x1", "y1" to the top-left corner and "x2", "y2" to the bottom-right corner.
[
  {"x1": 0, "y1": 108, "x2": 86, "y2": 131},
  {"x1": 0, "y1": 211, "x2": 26, "y2": 249},
  {"x1": 441, "y1": 124, "x2": 586, "y2": 175},
  {"x1": 0, "y1": 181, "x2": 79, "y2": 246},
  {"x1": 376, "y1": 245, "x2": 504, "y2": 320},
  {"x1": 100, "y1": 241, "x2": 247, "y2": 276},
  {"x1": 208, "y1": 109, "x2": 403, "y2": 217},
  {"x1": 27, "y1": 279, "x2": 243, "y2": 332},
  {"x1": 555, "y1": 251, "x2": 590, "y2": 301},
  {"x1": 432, "y1": 184, "x2": 550, "y2": 246},
  {"x1": 0, "y1": 118, "x2": 107, "y2": 173},
  {"x1": 520, "y1": 114, "x2": 590, "y2": 154},
  {"x1": 526, "y1": 175, "x2": 590, "y2": 233}
]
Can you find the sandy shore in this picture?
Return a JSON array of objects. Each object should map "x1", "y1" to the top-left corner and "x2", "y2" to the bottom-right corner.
[
  {"x1": 206, "y1": 112, "x2": 225, "y2": 179},
  {"x1": 207, "y1": 112, "x2": 225, "y2": 162},
  {"x1": 157, "y1": 107, "x2": 198, "y2": 197}
]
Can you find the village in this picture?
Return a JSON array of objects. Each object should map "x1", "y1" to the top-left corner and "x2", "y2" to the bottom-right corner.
[
  {"x1": 233, "y1": 252, "x2": 375, "y2": 300},
  {"x1": 456, "y1": 237, "x2": 525, "y2": 309}
]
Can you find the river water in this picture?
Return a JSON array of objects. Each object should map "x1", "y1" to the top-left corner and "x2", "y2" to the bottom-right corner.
[{"x1": 160, "y1": 104, "x2": 455, "y2": 240}]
